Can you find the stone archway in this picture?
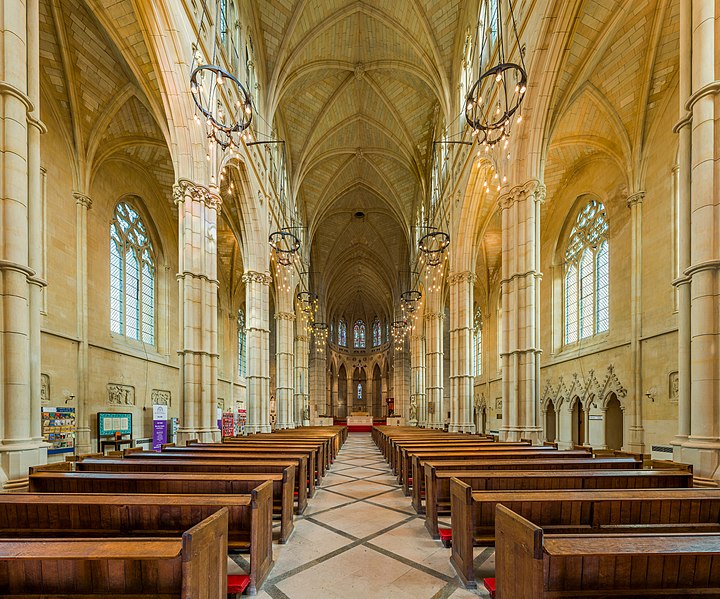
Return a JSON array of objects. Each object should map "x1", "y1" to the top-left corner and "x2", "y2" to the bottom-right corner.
[
  {"x1": 545, "y1": 400, "x2": 557, "y2": 443},
  {"x1": 605, "y1": 394, "x2": 624, "y2": 450}
]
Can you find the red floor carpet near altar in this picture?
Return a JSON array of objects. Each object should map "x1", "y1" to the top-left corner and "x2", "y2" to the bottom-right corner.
[{"x1": 346, "y1": 425, "x2": 373, "y2": 432}]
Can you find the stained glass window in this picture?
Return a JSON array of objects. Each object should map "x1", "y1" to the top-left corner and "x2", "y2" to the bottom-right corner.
[
  {"x1": 474, "y1": 308, "x2": 483, "y2": 376},
  {"x1": 357, "y1": 383, "x2": 362, "y2": 400},
  {"x1": 354, "y1": 320, "x2": 366, "y2": 348},
  {"x1": 338, "y1": 319, "x2": 347, "y2": 347},
  {"x1": 238, "y1": 309, "x2": 246, "y2": 378},
  {"x1": 372, "y1": 318, "x2": 381, "y2": 347},
  {"x1": 330, "y1": 321, "x2": 334, "y2": 344},
  {"x1": 110, "y1": 201, "x2": 155, "y2": 344},
  {"x1": 564, "y1": 199, "x2": 609, "y2": 345}
]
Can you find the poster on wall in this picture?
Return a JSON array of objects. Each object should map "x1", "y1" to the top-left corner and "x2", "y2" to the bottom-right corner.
[
  {"x1": 42, "y1": 407, "x2": 76, "y2": 454},
  {"x1": 152, "y1": 403, "x2": 168, "y2": 450},
  {"x1": 221, "y1": 412, "x2": 235, "y2": 438},
  {"x1": 237, "y1": 408, "x2": 247, "y2": 436}
]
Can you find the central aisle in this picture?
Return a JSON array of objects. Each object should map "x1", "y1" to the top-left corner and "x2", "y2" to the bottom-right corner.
[{"x1": 240, "y1": 433, "x2": 492, "y2": 598}]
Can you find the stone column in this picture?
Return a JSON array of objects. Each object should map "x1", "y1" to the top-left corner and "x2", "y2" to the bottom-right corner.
[
  {"x1": 73, "y1": 193, "x2": 92, "y2": 453},
  {"x1": 309, "y1": 340, "x2": 326, "y2": 420},
  {"x1": 626, "y1": 192, "x2": 645, "y2": 453},
  {"x1": 174, "y1": 180, "x2": 221, "y2": 442},
  {"x1": 449, "y1": 271, "x2": 476, "y2": 432},
  {"x1": 498, "y1": 181, "x2": 544, "y2": 443},
  {"x1": 599, "y1": 408, "x2": 608, "y2": 450},
  {"x1": 0, "y1": 0, "x2": 49, "y2": 489},
  {"x1": 27, "y1": 0, "x2": 45, "y2": 449},
  {"x1": 331, "y1": 371, "x2": 338, "y2": 418},
  {"x1": 275, "y1": 310, "x2": 295, "y2": 429},
  {"x1": 410, "y1": 329, "x2": 425, "y2": 426},
  {"x1": 294, "y1": 331, "x2": 309, "y2": 426},
  {"x1": 425, "y1": 292, "x2": 444, "y2": 429},
  {"x1": 347, "y1": 374, "x2": 354, "y2": 413},
  {"x1": 672, "y1": 0, "x2": 692, "y2": 452},
  {"x1": 244, "y1": 271, "x2": 272, "y2": 433},
  {"x1": 676, "y1": 0, "x2": 720, "y2": 481}
]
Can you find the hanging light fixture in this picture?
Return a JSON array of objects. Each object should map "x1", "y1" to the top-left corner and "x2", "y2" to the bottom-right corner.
[
  {"x1": 189, "y1": 2, "x2": 253, "y2": 154},
  {"x1": 400, "y1": 290, "x2": 422, "y2": 315},
  {"x1": 311, "y1": 322, "x2": 328, "y2": 353},
  {"x1": 418, "y1": 228, "x2": 450, "y2": 267},
  {"x1": 269, "y1": 230, "x2": 301, "y2": 266},
  {"x1": 465, "y1": 0, "x2": 527, "y2": 180},
  {"x1": 392, "y1": 319, "x2": 408, "y2": 351}
]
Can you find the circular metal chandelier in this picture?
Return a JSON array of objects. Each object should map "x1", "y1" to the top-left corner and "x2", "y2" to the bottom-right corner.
[
  {"x1": 418, "y1": 230, "x2": 450, "y2": 267},
  {"x1": 392, "y1": 319, "x2": 408, "y2": 350},
  {"x1": 465, "y1": 0, "x2": 527, "y2": 171},
  {"x1": 400, "y1": 290, "x2": 422, "y2": 315},
  {"x1": 296, "y1": 291, "x2": 319, "y2": 316},
  {"x1": 190, "y1": 64, "x2": 253, "y2": 151},
  {"x1": 269, "y1": 230, "x2": 301, "y2": 266}
]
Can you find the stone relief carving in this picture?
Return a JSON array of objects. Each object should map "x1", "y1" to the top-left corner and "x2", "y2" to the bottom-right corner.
[
  {"x1": 669, "y1": 372, "x2": 679, "y2": 403},
  {"x1": 41, "y1": 373, "x2": 50, "y2": 405},
  {"x1": 107, "y1": 383, "x2": 135, "y2": 406},
  {"x1": 541, "y1": 365, "x2": 628, "y2": 411},
  {"x1": 151, "y1": 389, "x2": 171, "y2": 406},
  {"x1": 495, "y1": 397, "x2": 502, "y2": 411}
]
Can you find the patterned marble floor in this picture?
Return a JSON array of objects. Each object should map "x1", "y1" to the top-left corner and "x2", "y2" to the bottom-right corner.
[{"x1": 231, "y1": 433, "x2": 494, "y2": 598}]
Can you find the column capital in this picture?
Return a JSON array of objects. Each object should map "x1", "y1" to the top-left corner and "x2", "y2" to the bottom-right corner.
[
  {"x1": 448, "y1": 271, "x2": 475, "y2": 286},
  {"x1": 626, "y1": 191, "x2": 645, "y2": 208},
  {"x1": 173, "y1": 178, "x2": 222, "y2": 211},
  {"x1": 73, "y1": 192, "x2": 92, "y2": 209},
  {"x1": 275, "y1": 311, "x2": 295, "y2": 321},
  {"x1": 498, "y1": 179, "x2": 545, "y2": 209},
  {"x1": 243, "y1": 270, "x2": 273, "y2": 286},
  {"x1": 424, "y1": 312, "x2": 444, "y2": 321}
]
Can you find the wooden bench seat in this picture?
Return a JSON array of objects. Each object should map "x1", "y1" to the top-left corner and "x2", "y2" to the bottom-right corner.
[
  {"x1": 127, "y1": 450, "x2": 316, "y2": 497},
  {"x1": 0, "y1": 508, "x2": 228, "y2": 598},
  {"x1": 450, "y1": 484, "x2": 720, "y2": 589},
  {"x1": 425, "y1": 468, "x2": 693, "y2": 539},
  {"x1": 401, "y1": 448, "x2": 591, "y2": 495},
  {"x1": 493, "y1": 505, "x2": 720, "y2": 598},
  {"x1": 75, "y1": 457, "x2": 309, "y2": 514},
  {"x1": 29, "y1": 468, "x2": 295, "y2": 544},
  {"x1": 187, "y1": 441, "x2": 328, "y2": 479},
  {"x1": 411, "y1": 455, "x2": 635, "y2": 512},
  {"x1": 159, "y1": 445, "x2": 322, "y2": 486},
  {"x1": 0, "y1": 486, "x2": 274, "y2": 594}
]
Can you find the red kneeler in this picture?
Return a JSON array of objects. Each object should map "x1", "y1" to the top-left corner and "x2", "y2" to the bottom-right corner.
[
  {"x1": 483, "y1": 577, "x2": 496, "y2": 598},
  {"x1": 227, "y1": 574, "x2": 250, "y2": 597},
  {"x1": 438, "y1": 527, "x2": 452, "y2": 548}
]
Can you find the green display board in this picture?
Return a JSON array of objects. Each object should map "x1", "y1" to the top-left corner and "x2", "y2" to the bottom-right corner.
[{"x1": 97, "y1": 412, "x2": 132, "y2": 436}]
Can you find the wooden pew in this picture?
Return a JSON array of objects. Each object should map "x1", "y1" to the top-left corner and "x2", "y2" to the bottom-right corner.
[
  {"x1": 160, "y1": 445, "x2": 322, "y2": 485},
  {"x1": 76, "y1": 457, "x2": 308, "y2": 514},
  {"x1": 412, "y1": 456, "x2": 641, "y2": 513},
  {"x1": 402, "y1": 448, "x2": 591, "y2": 496},
  {"x1": 0, "y1": 507, "x2": 229, "y2": 599},
  {"x1": 492, "y1": 504, "x2": 720, "y2": 598},
  {"x1": 409, "y1": 449, "x2": 594, "y2": 504},
  {"x1": 29, "y1": 468, "x2": 296, "y2": 544},
  {"x1": 425, "y1": 468, "x2": 693, "y2": 539},
  {"x1": 193, "y1": 440, "x2": 329, "y2": 478},
  {"x1": 0, "y1": 486, "x2": 273, "y2": 594},
  {"x1": 126, "y1": 450, "x2": 316, "y2": 498},
  {"x1": 450, "y1": 482, "x2": 718, "y2": 589}
]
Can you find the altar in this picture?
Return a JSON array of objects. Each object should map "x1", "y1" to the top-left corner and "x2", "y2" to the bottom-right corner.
[{"x1": 346, "y1": 412, "x2": 373, "y2": 432}]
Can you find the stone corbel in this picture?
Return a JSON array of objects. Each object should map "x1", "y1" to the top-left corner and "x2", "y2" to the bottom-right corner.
[
  {"x1": 73, "y1": 192, "x2": 92, "y2": 209},
  {"x1": 173, "y1": 179, "x2": 222, "y2": 212},
  {"x1": 626, "y1": 191, "x2": 645, "y2": 208},
  {"x1": 275, "y1": 312, "x2": 296, "y2": 321},
  {"x1": 447, "y1": 271, "x2": 476, "y2": 286}
]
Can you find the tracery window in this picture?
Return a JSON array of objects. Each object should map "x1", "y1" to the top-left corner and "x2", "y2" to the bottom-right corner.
[
  {"x1": 474, "y1": 308, "x2": 483, "y2": 376},
  {"x1": 564, "y1": 199, "x2": 609, "y2": 345},
  {"x1": 354, "y1": 320, "x2": 366, "y2": 349},
  {"x1": 110, "y1": 201, "x2": 155, "y2": 344},
  {"x1": 338, "y1": 319, "x2": 347, "y2": 347},
  {"x1": 357, "y1": 383, "x2": 363, "y2": 400},
  {"x1": 372, "y1": 318, "x2": 381, "y2": 347},
  {"x1": 330, "y1": 321, "x2": 334, "y2": 344},
  {"x1": 237, "y1": 309, "x2": 246, "y2": 378}
]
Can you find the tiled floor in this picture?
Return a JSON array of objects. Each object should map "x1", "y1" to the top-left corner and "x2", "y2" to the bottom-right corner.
[{"x1": 232, "y1": 433, "x2": 493, "y2": 598}]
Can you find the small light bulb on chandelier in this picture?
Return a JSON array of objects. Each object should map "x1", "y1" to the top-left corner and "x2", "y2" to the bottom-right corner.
[
  {"x1": 502, "y1": 176, "x2": 507, "y2": 183},
  {"x1": 520, "y1": 86, "x2": 527, "y2": 94},
  {"x1": 517, "y1": 115, "x2": 523, "y2": 124},
  {"x1": 507, "y1": 153, "x2": 511, "y2": 160},
  {"x1": 217, "y1": 74, "x2": 223, "y2": 85},
  {"x1": 495, "y1": 73, "x2": 502, "y2": 83},
  {"x1": 206, "y1": 153, "x2": 210, "y2": 161},
  {"x1": 245, "y1": 104, "x2": 252, "y2": 115}
]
